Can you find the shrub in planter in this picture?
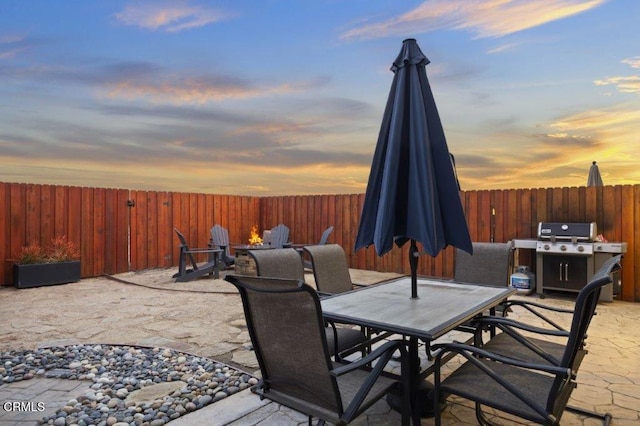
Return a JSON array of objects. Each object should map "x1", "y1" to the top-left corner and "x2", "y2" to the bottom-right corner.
[{"x1": 13, "y1": 236, "x2": 81, "y2": 289}]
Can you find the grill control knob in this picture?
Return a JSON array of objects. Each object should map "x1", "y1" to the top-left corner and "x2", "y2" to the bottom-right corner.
[
  {"x1": 578, "y1": 246, "x2": 584, "y2": 252},
  {"x1": 544, "y1": 244, "x2": 550, "y2": 250},
  {"x1": 560, "y1": 245, "x2": 567, "y2": 251}
]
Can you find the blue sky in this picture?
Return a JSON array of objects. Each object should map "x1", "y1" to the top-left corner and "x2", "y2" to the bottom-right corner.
[{"x1": 1, "y1": 0, "x2": 638, "y2": 195}]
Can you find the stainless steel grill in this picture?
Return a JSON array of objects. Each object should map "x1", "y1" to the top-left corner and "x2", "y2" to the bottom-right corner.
[{"x1": 534, "y1": 222, "x2": 626, "y2": 301}]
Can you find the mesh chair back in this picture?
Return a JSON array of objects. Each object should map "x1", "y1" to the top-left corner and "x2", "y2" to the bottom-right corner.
[
  {"x1": 454, "y1": 241, "x2": 512, "y2": 286},
  {"x1": 546, "y1": 254, "x2": 621, "y2": 412},
  {"x1": 304, "y1": 244, "x2": 353, "y2": 294},
  {"x1": 249, "y1": 248, "x2": 304, "y2": 279},
  {"x1": 210, "y1": 224, "x2": 231, "y2": 259},
  {"x1": 225, "y1": 275, "x2": 342, "y2": 414},
  {"x1": 268, "y1": 224, "x2": 290, "y2": 248}
]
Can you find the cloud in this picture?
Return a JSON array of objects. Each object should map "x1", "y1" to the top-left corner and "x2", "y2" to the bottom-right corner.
[
  {"x1": 594, "y1": 76, "x2": 640, "y2": 95},
  {"x1": 550, "y1": 105, "x2": 640, "y2": 132},
  {"x1": 487, "y1": 43, "x2": 518, "y2": 54},
  {"x1": 621, "y1": 56, "x2": 640, "y2": 68},
  {"x1": 102, "y1": 70, "x2": 330, "y2": 104},
  {"x1": 0, "y1": 35, "x2": 40, "y2": 60},
  {"x1": 115, "y1": 1, "x2": 229, "y2": 32},
  {"x1": 340, "y1": 0, "x2": 605, "y2": 40}
]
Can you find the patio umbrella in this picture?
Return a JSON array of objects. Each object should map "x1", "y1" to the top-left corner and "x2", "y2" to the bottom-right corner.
[
  {"x1": 587, "y1": 161, "x2": 604, "y2": 187},
  {"x1": 355, "y1": 38, "x2": 472, "y2": 299}
]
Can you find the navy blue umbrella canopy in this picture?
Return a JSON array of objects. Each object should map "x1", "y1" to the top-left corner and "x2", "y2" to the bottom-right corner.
[
  {"x1": 587, "y1": 161, "x2": 604, "y2": 187},
  {"x1": 355, "y1": 39, "x2": 472, "y2": 297}
]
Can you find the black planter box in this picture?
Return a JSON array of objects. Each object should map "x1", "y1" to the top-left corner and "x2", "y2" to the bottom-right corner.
[{"x1": 13, "y1": 261, "x2": 81, "y2": 289}]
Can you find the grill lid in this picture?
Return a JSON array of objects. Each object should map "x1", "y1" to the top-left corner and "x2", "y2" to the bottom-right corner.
[{"x1": 537, "y1": 222, "x2": 597, "y2": 241}]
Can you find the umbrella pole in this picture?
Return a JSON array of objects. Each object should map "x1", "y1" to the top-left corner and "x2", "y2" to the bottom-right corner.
[{"x1": 410, "y1": 239, "x2": 418, "y2": 299}]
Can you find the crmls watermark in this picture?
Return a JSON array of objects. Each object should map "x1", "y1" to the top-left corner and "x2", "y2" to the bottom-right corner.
[{"x1": 2, "y1": 401, "x2": 46, "y2": 412}]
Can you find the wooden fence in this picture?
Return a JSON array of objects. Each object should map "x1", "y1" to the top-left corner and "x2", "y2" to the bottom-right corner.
[{"x1": 2, "y1": 182, "x2": 638, "y2": 302}]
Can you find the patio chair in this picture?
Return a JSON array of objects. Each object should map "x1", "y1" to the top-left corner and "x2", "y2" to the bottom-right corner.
[
  {"x1": 454, "y1": 241, "x2": 513, "y2": 287},
  {"x1": 248, "y1": 248, "x2": 367, "y2": 360},
  {"x1": 172, "y1": 228, "x2": 222, "y2": 282},
  {"x1": 453, "y1": 241, "x2": 513, "y2": 333},
  {"x1": 304, "y1": 243, "x2": 364, "y2": 296},
  {"x1": 264, "y1": 223, "x2": 290, "y2": 248},
  {"x1": 210, "y1": 224, "x2": 235, "y2": 267},
  {"x1": 304, "y1": 244, "x2": 393, "y2": 352},
  {"x1": 224, "y1": 274, "x2": 412, "y2": 425},
  {"x1": 430, "y1": 254, "x2": 622, "y2": 426}
]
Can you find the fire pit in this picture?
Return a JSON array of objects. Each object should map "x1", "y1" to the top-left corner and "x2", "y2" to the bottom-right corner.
[{"x1": 233, "y1": 226, "x2": 270, "y2": 275}]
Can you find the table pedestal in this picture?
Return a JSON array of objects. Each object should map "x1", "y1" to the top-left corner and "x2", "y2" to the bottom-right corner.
[{"x1": 387, "y1": 380, "x2": 444, "y2": 418}]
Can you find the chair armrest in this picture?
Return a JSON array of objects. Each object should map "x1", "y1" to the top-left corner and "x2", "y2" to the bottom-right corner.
[
  {"x1": 472, "y1": 316, "x2": 570, "y2": 338},
  {"x1": 331, "y1": 339, "x2": 411, "y2": 423},
  {"x1": 184, "y1": 247, "x2": 223, "y2": 254},
  {"x1": 500, "y1": 300, "x2": 572, "y2": 331},
  {"x1": 330, "y1": 340, "x2": 407, "y2": 376},
  {"x1": 432, "y1": 341, "x2": 571, "y2": 377},
  {"x1": 504, "y1": 299, "x2": 574, "y2": 314}
]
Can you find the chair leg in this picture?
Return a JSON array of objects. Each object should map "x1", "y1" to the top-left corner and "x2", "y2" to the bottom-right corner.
[
  {"x1": 565, "y1": 405, "x2": 612, "y2": 425},
  {"x1": 474, "y1": 402, "x2": 497, "y2": 426}
]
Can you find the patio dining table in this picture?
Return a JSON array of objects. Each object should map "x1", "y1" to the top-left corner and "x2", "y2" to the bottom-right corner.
[{"x1": 320, "y1": 277, "x2": 516, "y2": 422}]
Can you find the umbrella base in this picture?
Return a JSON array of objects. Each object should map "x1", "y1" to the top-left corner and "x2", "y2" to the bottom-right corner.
[{"x1": 386, "y1": 379, "x2": 445, "y2": 418}]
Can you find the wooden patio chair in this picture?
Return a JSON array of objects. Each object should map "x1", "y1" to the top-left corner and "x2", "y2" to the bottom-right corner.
[
  {"x1": 296, "y1": 226, "x2": 334, "y2": 269},
  {"x1": 431, "y1": 254, "x2": 622, "y2": 426},
  {"x1": 224, "y1": 274, "x2": 412, "y2": 425},
  {"x1": 210, "y1": 224, "x2": 235, "y2": 267},
  {"x1": 264, "y1": 223, "x2": 290, "y2": 248},
  {"x1": 248, "y1": 248, "x2": 368, "y2": 361},
  {"x1": 172, "y1": 228, "x2": 222, "y2": 282}
]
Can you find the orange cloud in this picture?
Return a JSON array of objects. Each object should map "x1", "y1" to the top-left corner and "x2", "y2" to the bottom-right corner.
[
  {"x1": 594, "y1": 76, "x2": 640, "y2": 95},
  {"x1": 340, "y1": 0, "x2": 605, "y2": 40},
  {"x1": 104, "y1": 78, "x2": 308, "y2": 104},
  {"x1": 621, "y1": 57, "x2": 640, "y2": 68},
  {"x1": 115, "y1": 1, "x2": 228, "y2": 32}
]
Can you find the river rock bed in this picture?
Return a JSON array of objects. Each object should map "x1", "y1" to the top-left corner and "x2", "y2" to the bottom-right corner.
[{"x1": 1, "y1": 344, "x2": 257, "y2": 425}]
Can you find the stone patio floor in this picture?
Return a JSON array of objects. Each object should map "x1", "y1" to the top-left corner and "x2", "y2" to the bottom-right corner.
[{"x1": 1, "y1": 268, "x2": 639, "y2": 425}]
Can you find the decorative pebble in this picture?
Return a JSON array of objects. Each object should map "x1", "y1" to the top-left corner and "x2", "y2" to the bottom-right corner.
[{"x1": 0, "y1": 344, "x2": 254, "y2": 425}]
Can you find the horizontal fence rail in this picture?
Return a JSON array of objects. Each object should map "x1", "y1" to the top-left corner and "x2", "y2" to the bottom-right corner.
[{"x1": 1, "y1": 182, "x2": 638, "y2": 302}]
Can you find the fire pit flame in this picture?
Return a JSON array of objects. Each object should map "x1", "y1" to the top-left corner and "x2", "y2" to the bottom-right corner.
[{"x1": 248, "y1": 225, "x2": 263, "y2": 246}]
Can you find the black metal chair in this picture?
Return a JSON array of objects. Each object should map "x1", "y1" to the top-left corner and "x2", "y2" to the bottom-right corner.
[
  {"x1": 224, "y1": 274, "x2": 412, "y2": 425},
  {"x1": 304, "y1": 244, "x2": 393, "y2": 350},
  {"x1": 303, "y1": 244, "x2": 363, "y2": 296},
  {"x1": 210, "y1": 224, "x2": 235, "y2": 267},
  {"x1": 454, "y1": 241, "x2": 513, "y2": 288},
  {"x1": 451, "y1": 241, "x2": 514, "y2": 336},
  {"x1": 172, "y1": 228, "x2": 222, "y2": 282},
  {"x1": 431, "y1": 254, "x2": 622, "y2": 426},
  {"x1": 248, "y1": 248, "x2": 367, "y2": 360}
]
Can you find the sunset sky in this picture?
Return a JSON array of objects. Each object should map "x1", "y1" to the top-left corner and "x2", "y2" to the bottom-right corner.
[{"x1": 1, "y1": 0, "x2": 638, "y2": 195}]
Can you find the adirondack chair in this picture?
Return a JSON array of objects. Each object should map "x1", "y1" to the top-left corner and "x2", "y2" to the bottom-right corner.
[
  {"x1": 172, "y1": 228, "x2": 222, "y2": 282},
  {"x1": 210, "y1": 224, "x2": 235, "y2": 267},
  {"x1": 297, "y1": 226, "x2": 334, "y2": 269},
  {"x1": 264, "y1": 224, "x2": 290, "y2": 248}
]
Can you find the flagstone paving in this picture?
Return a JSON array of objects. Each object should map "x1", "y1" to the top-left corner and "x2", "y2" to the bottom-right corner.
[{"x1": 1, "y1": 269, "x2": 639, "y2": 425}]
